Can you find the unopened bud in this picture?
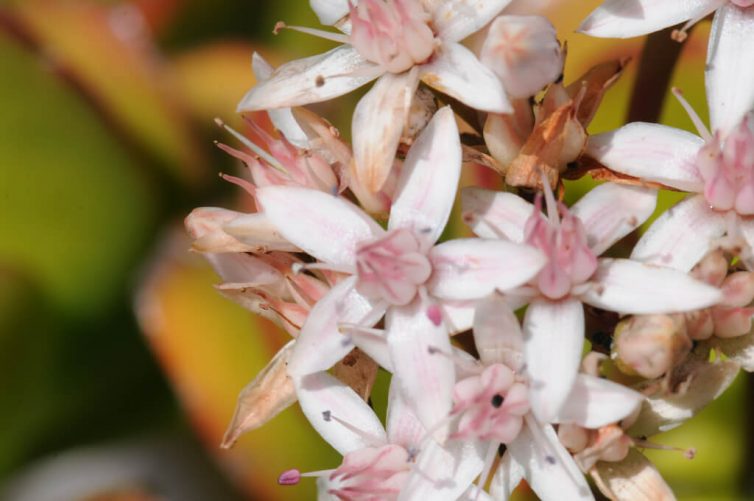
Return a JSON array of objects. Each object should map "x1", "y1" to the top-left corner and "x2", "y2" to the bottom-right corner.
[
  {"x1": 721, "y1": 271, "x2": 754, "y2": 307},
  {"x1": 691, "y1": 249, "x2": 728, "y2": 286},
  {"x1": 558, "y1": 423, "x2": 591, "y2": 453},
  {"x1": 685, "y1": 309, "x2": 715, "y2": 341},
  {"x1": 612, "y1": 315, "x2": 690, "y2": 379}
]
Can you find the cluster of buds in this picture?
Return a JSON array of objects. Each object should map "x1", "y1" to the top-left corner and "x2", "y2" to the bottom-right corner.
[{"x1": 186, "y1": 0, "x2": 754, "y2": 499}]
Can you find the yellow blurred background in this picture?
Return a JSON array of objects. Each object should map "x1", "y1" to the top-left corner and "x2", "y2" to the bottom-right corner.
[{"x1": 0, "y1": 0, "x2": 749, "y2": 499}]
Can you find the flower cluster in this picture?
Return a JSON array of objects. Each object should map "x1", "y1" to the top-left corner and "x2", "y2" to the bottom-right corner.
[{"x1": 186, "y1": 1, "x2": 754, "y2": 499}]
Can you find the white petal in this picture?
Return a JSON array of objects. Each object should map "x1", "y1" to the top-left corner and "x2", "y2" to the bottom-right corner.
[
  {"x1": 429, "y1": 239, "x2": 545, "y2": 300},
  {"x1": 706, "y1": 4, "x2": 754, "y2": 134},
  {"x1": 310, "y1": 0, "x2": 349, "y2": 25},
  {"x1": 507, "y1": 418, "x2": 594, "y2": 501},
  {"x1": 288, "y1": 277, "x2": 379, "y2": 376},
  {"x1": 523, "y1": 299, "x2": 584, "y2": 422},
  {"x1": 251, "y1": 53, "x2": 310, "y2": 149},
  {"x1": 295, "y1": 371, "x2": 387, "y2": 455},
  {"x1": 204, "y1": 253, "x2": 284, "y2": 295},
  {"x1": 578, "y1": 0, "x2": 721, "y2": 39},
  {"x1": 440, "y1": 300, "x2": 476, "y2": 334},
  {"x1": 584, "y1": 258, "x2": 723, "y2": 314},
  {"x1": 386, "y1": 377, "x2": 426, "y2": 449},
  {"x1": 352, "y1": 70, "x2": 420, "y2": 193},
  {"x1": 420, "y1": 43, "x2": 511, "y2": 113},
  {"x1": 400, "y1": 439, "x2": 486, "y2": 501},
  {"x1": 386, "y1": 298, "x2": 455, "y2": 441},
  {"x1": 586, "y1": 123, "x2": 705, "y2": 192},
  {"x1": 256, "y1": 186, "x2": 383, "y2": 268},
  {"x1": 473, "y1": 293, "x2": 524, "y2": 369},
  {"x1": 461, "y1": 188, "x2": 533, "y2": 243},
  {"x1": 571, "y1": 183, "x2": 657, "y2": 256},
  {"x1": 388, "y1": 106, "x2": 461, "y2": 250},
  {"x1": 627, "y1": 359, "x2": 739, "y2": 437},
  {"x1": 352, "y1": 321, "x2": 394, "y2": 372},
  {"x1": 555, "y1": 374, "x2": 644, "y2": 429},
  {"x1": 432, "y1": 0, "x2": 513, "y2": 42},
  {"x1": 237, "y1": 45, "x2": 381, "y2": 111},
  {"x1": 632, "y1": 195, "x2": 727, "y2": 271},
  {"x1": 481, "y1": 15, "x2": 563, "y2": 99},
  {"x1": 591, "y1": 450, "x2": 677, "y2": 501},
  {"x1": 489, "y1": 452, "x2": 525, "y2": 501},
  {"x1": 221, "y1": 212, "x2": 301, "y2": 252}
]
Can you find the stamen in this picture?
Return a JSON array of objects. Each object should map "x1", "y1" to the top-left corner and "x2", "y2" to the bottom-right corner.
[
  {"x1": 338, "y1": 323, "x2": 385, "y2": 340},
  {"x1": 633, "y1": 438, "x2": 696, "y2": 459},
  {"x1": 214, "y1": 117, "x2": 289, "y2": 175},
  {"x1": 671, "y1": 88, "x2": 712, "y2": 142},
  {"x1": 278, "y1": 467, "x2": 335, "y2": 486},
  {"x1": 539, "y1": 170, "x2": 560, "y2": 226},
  {"x1": 291, "y1": 261, "x2": 355, "y2": 275},
  {"x1": 275, "y1": 21, "x2": 351, "y2": 44},
  {"x1": 218, "y1": 172, "x2": 256, "y2": 197}
]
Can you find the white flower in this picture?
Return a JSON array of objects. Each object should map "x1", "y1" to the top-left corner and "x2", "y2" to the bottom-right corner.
[
  {"x1": 239, "y1": 0, "x2": 514, "y2": 194},
  {"x1": 463, "y1": 182, "x2": 722, "y2": 421}
]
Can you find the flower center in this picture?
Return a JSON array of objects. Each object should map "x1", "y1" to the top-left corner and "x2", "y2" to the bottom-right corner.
[
  {"x1": 699, "y1": 114, "x2": 754, "y2": 215},
  {"x1": 326, "y1": 444, "x2": 411, "y2": 500},
  {"x1": 451, "y1": 364, "x2": 530, "y2": 444},
  {"x1": 349, "y1": 0, "x2": 436, "y2": 73},
  {"x1": 524, "y1": 196, "x2": 598, "y2": 300},
  {"x1": 355, "y1": 228, "x2": 432, "y2": 305}
]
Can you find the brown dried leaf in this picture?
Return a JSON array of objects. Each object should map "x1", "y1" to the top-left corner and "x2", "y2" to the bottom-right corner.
[
  {"x1": 332, "y1": 348, "x2": 379, "y2": 401},
  {"x1": 221, "y1": 340, "x2": 297, "y2": 448},
  {"x1": 591, "y1": 450, "x2": 676, "y2": 501},
  {"x1": 461, "y1": 144, "x2": 504, "y2": 175},
  {"x1": 566, "y1": 58, "x2": 630, "y2": 127}
]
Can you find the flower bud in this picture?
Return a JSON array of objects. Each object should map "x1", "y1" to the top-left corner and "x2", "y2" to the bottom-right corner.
[
  {"x1": 721, "y1": 271, "x2": 754, "y2": 307},
  {"x1": 690, "y1": 249, "x2": 727, "y2": 286},
  {"x1": 558, "y1": 423, "x2": 591, "y2": 453},
  {"x1": 612, "y1": 315, "x2": 690, "y2": 379}
]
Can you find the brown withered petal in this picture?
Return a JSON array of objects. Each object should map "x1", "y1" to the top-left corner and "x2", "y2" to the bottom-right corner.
[
  {"x1": 591, "y1": 449, "x2": 676, "y2": 501},
  {"x1": 564, "y1": 156, "x2": 669, "y2": 189},
  {"x1": 215, "y1": 284, "x2": 307, "y2": 335},
  {"x1": 461, "y1": 145, "x2": 504, "y2": 175},
  {"x1": 332, "y1": 347, "x2": 379, "y2": 401},
  {"x1": 222, "y1": 340, "x2": 297, "y2": 449},
  {"x1": 566, "y1": 58, "x2": 629, "y2": 127},
  {"x1": 627, "y1": 357, "x2": 739, "y2": 438}
]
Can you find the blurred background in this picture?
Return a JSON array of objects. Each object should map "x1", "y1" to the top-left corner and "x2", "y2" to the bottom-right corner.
[{"x1": 0, "y1": 0, "x2": 750, "y2": 499}]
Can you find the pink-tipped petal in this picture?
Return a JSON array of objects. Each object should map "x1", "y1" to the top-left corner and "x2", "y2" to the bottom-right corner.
[
  {"x1": 586, "y1": 123, "x2": 705, "y2": 192},
  {"x1": 577, "y1": 0, "x2": 722, "y2": 39},
  {"x1": 388, "y1": 106, "x2": 461, "y2": 250},
  {"x1": 481, "y1": 15, "x2": 563, "y2": 99},
  {"x1": 632, "y1": 195, "x2": 727, "y2": 272},
  {"x1": 386, "y1": 297, "x2": 456, "y2": 441},
  {"x1": 237, "y1": 45, "x2": 382, "y2": 111},
  {"x1": 429, "y1": 239, "x2": 546, "y2": 300},
  {"x1": 555, "y1": 374, "x2": 644, "y2": 429},
  {"x1": 706, "y1": 4, "x2": 754, "y2": 135},
  {"x1": 570, "y1": 183, "x2": 657, "y2": 256},
  {"x1": 523, "y1": 299, "x2": 585, "y2": 423},
  {"x1": 257, "y1": 186, "x2": 383, "y2": 268},
  {"x1": 473, "y1": 294, "x2": 525, "y2": 369},
  {"x1": 352, "y1": 71, "x2": 421, "y2": 193},
  {"x1": 296, "y1": 372, "x2": 387, "y2": 455},
  {"x1": 288, "y1": 277, "x2": 381, "y2": 376},
  {"x1": 432, "y1": 0, "x2": 514, "y2": 42},
  {"x1": 583, "y1": 258, "x2": 723, "y2": 314},
  {"x1": 461, "y1": 188, "x2": 534, "y2": 242},
  {"x1": 506, "y1": 418, "x2": 593, "y2": 501},
  {"x1": 419, "y1": 43, "x2": 511, "y2": 113}
]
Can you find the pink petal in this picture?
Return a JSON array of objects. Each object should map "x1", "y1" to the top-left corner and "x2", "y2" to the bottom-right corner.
[
  {"x1": 706, "y1": 4, "x2": 754, "y2": 134},
  {"x1": 386, "y1": 378, "x2": 426, "y2": 449},
  {"x1": 570, "y1": 183, "x2": 657, "y2": 256},
  {"x1": 237, "y1": 45, "x2": 382, "y2": 111},
  {"x1": 461, "y1": 188, "x2": 534, "y2": 242},
  {"x1": 632, "y1": 195, "x2": 727, "y2": 272},
  {"x1": 583, "y1": 258, "x2": 723, "y2": 314},
  {"x1": 296, "y1": 371, "x2": 387, "y2": 455},
  {"x1": 523, "y1": 299, "x2": 585, "y2": 423},
  {"x1": 352, "y1": 70, "x2": 421, "y2": 193},
  {"x1": 386, "y1": 297, "x2": 456, "y2": 441},
  {"x1": 288, "y1": 277, "x2": 382, "y2": 376},
  {"x1": 481, "y1": 15, "x2": 563, "y2": 99},
  {"x1": 578, "y1": 0, "x2": 722, "y2": 38},
  {"x1": 586, "y1": 123, "x2": 705, "y2": 192},
  {"x1": 505, "y1": 417, "x2": 593, "y2": 501},
  {"x1": 388, "y1": 106, "x2": 461, "y2": 251},
  {"x1": 473, "y1": 294, "x2": 525, "y2": 369},
  {"x1": 555, "y1": 374, "x2": 644, "y2": 429},
  {"x1": 256, "y1": 186, "x2": 383, "y2": 268},
  {"x1": 419, "y1": 43, "x2": 511, "y2": 114},
  {"x1": 429, "y1": 238, "x2": 546, "y2": 300},
  {"x1": 432, "y1": 0, "x2": 513, "y2": 42}
]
